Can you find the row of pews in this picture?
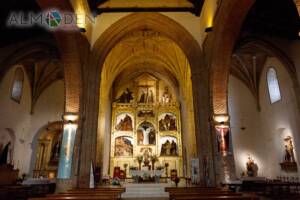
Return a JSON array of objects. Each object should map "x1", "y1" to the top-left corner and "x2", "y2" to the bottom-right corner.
[
  {"x1": 165, "y1": 187, "x2": 259, "y2": 200},
  {"x1": 28, "y1": 186, "x2": 258, "y2": 200},
  {"x1": 29, "y1": 187, "x2": 125, "y2": 200}
]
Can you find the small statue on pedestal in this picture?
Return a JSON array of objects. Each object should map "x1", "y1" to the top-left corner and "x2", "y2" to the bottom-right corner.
[
  {"x1": 284, "y1": 136, "x2": 295, "y2": 163},
  {"x1": 280, "y1": 136, "x2": 297, "y2": 172},
  {"x1": 246, "y1": 155, "x2": 258, "y2": 177}
]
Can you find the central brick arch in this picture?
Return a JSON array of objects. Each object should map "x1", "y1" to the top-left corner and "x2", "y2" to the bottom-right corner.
[
  {"x1": 207, "y1": 0, "x2": 255, "y2": 115},
  {"x1": 81, "y1": 12, "x2": 212, "y2": 186}
]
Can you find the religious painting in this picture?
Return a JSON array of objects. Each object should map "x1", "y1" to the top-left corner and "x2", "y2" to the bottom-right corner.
[
  {"x1": 159, "y1": 113, "x2": 177, "y2": 131},
  {"x1": 159, "y1": 136, "x2": 178, "y2": 156},
  {"x1": 114, "y1": 88, "x2": 134, "y2": 103},
  {"x1": 215, "y1": 127, "x2": 230, "y2": 154},
  {"x1": 137, "y1": 121, "x2": 156, "y2": 145},
  {"x1": 138, "y1": 86, "x2": 155, "y2": 104},
  {"x1": 137, "y1": 110, "x2": 155, "y2": 118},
  {"x1": 114, "y1": 136, "x2": 133, "y2": 157},
  {"x1": 115, "y1": 113, "x2": 133, "y2": 131}
]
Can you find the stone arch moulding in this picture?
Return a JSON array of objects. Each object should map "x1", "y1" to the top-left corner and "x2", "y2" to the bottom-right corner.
[
  {"x1": 87, "y1": 12, "x2": 210, "y2": 183},
  {"x1": 90, "y1": 12, "x2": 203, "y2": 77},
  {"x1": 209, "y1": 0, "x2": 255, "y2": 116}
]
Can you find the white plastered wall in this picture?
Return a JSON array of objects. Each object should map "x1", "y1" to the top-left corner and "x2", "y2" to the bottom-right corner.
[
  {"x1": 0, "y1": 65, "x2": 64, "y2": 175},
  {"x1": 229, "y1": 56, "x2": 300, "y2": 179}
]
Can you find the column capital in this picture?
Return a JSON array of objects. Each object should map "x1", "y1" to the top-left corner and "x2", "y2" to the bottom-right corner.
[
  {"x1": 213, "y1": 114, "x2": 230, "y2": 126},
  {"x1": 62, "y1": 113, "x2": 79, "y2": 123}
]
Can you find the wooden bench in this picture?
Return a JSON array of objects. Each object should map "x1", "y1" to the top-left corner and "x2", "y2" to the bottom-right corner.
[
  {"x1": 165, "y1": 187, "x2": 259, "y2": 200},
  {"x1": 29, "y1": 187, "x2": 125, "y2": 200},
  {"x1": 175, "y1": 196, "x2": 259, "y2": 199}
]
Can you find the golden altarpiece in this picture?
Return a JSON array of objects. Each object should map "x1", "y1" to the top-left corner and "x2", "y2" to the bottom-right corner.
[{"x1": 110, "y1": 73, "x2": 183, "y2": 177}]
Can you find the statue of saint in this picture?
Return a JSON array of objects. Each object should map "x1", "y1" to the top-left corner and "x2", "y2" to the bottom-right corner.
[
  {"x1": 147, "y1": 90, "x2": 154, "y2": 103},
  {"x1": 162, "y1": 86, "x2": 172, "y2": 103},
  {"x1": 139, "y1": 90, "x2": 147, "y2": 103},
  {"x1": 114, "y1": 88, "x2": 133, "y2": 103}
]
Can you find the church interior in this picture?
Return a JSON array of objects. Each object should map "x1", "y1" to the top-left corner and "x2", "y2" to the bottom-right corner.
[{"x1": 0, "y1": 0, "x2": 300, "y2": 199}]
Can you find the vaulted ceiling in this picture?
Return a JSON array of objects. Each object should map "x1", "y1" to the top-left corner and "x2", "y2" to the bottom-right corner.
[{"x1": 100, "y1": 30, "x2": 192, "y2": 98}]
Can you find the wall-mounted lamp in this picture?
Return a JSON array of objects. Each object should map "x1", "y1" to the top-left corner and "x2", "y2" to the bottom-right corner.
[
  {"x1": 213, "y1": 114, "x2": 229, "y2": 124},
  {"x1": 63, "y1": 113, "x2": 79, "y2": 123},
  {"x1": 205, "y1": 27, "x2": 213, "y2": 32}
]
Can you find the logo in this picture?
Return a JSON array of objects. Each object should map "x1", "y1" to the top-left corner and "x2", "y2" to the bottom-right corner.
[
  {"x1": 7, "y1": 10, "x2": 93, "y2": 31},
  {"x1": 45, "y1": 11, "x2": 61, "y2": 28}
]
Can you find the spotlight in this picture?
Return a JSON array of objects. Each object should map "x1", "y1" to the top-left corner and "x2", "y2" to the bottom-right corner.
[
  {"x1": 205, "y1": 27, "x2": 213, "y2": 32},
  {"x1": 79, "y1": 28, "x2": 86, "y2": 33}
]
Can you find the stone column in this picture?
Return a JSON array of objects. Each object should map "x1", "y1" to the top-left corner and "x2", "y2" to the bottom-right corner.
[
  {"x1": 56, "y1": 113, "x2": 79, "y2": 192},
  {"x1": 213, "y1": 115, "x2": 236, "y2": 185},
  {"x1": 191, "y1": 70, "x2": 215, "y2": 186}
]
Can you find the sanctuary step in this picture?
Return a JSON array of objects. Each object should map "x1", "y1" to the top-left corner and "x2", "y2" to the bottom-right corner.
[{"x1": 122, "y1": 182, "x2": 171, "y2": 198}]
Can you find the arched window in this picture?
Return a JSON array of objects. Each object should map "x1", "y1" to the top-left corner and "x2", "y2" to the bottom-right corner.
[
  {"x1": 11, "y1": 67, "x2": 24, "y2": 103},
  {"x1": 267, "y1": 68, "x2": 281, "y2": 103}
]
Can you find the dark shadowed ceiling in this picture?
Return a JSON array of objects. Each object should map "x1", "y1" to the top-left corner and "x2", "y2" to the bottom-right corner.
[
  {"x1": 0, "y1": 0, "x2": 53, "y2": 48},
  {"x1": 242, "y1": 0, "x2": 300, "y2": 39}
]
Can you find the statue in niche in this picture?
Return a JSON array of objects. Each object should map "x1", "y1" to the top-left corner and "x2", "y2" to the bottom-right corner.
[
  {"x1": 139, "y1": 90, "x2": 147, "y2": 103},
  {"x1": 114, "y1": 88, "x2": 133, "y2": 103},
  {"x1": 159, "y1": 114, "x2": 177, "y2": 131},
  {"x1": 115, "y1": 114, "x2": 133, "y2": 131},
  {"x1": 50, "y1": 134, "x2": 62, "y2": 164},
  {"x1": 160, "y1": 139, "x2": 178, "y2": 156},
  {"x1": 140, "y1": 147, "x2": 153, "y2": 168},
  {"x1": 137, "y1": 122, "x2": 155, "y2": 145},
  {"x1": 148, "y1": 90, "x2": 154, "y2": 103},
  {"x1": 138, "y1": 88, "x2": 154, "y2": 103},
  {"x1": 161, "y1": 86, "x2": 172, "y2": 103},
  {"x1": 284, "y1": 136, "x2": 296, "y2": 163}
]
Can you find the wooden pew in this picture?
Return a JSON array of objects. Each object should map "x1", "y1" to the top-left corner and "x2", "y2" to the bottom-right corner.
[
  {"x1": 165, "y1": 187, "x2": 259, "y2": 200},
  {"x1": 175, "y1": 196, "x2": 259, "y2": 200},
  {"x1": 29, "y1": 187, "x2": 125, "y2": 200},
  {"x1": 30, "y1": 196, "x2": 117, "y2": 200}
]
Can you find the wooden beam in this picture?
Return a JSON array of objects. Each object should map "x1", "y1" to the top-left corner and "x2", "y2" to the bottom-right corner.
[{"x1": 96, "y1": 6, "x2": 197, "y2": 15}]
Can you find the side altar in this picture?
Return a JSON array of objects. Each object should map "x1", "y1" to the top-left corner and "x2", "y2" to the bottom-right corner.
[{"x1": 109, "y1": 73, "x2": 183, "y2": 178}]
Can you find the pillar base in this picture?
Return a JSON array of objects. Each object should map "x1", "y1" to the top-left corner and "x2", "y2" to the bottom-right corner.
[
  {"x1": 55, "y1": 178, "x2": 74, "y2": 193},
  {"x1": 215, "y1": 154, "x2": 236, "y2": 185}
]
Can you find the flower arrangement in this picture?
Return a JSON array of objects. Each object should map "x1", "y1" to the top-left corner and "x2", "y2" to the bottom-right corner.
[
  {"x1": 136, "y1": 155, "x2": 143, "y2": 163},
  {"x1": 150, "y1": 155, "x2": 159, "y2": 162},
  {"x1": 129, "y1": 166, "x2": 137, "y2": 170},
  {"x1": 123, "y1": 163, "x2": 128, "y2": 169}
]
